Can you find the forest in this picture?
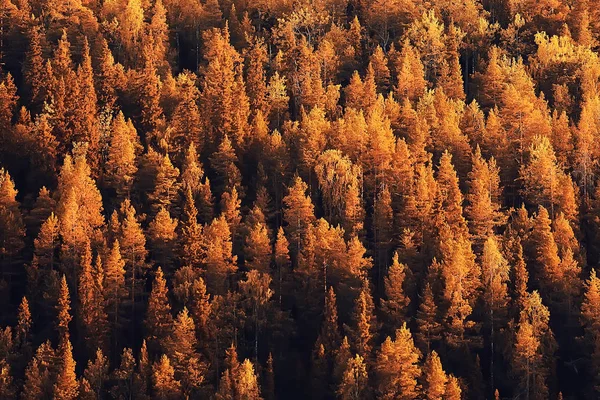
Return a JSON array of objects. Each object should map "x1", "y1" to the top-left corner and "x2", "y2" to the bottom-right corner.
[{"x1": 1, "y1": 0, "x2": 600, "y2": 398}]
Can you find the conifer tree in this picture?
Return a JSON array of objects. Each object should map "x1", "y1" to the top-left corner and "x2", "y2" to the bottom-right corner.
[
  {"x1": 416, "y1": 283, "x2": 441, "y2": 352},
  {"x1": 203, "y1": 216, "x2": 237, "y2": 294},
  {"x1": 148, "y1": 207, "x2": 178, "y2": 270},
  {"x1": 375, "y1": 323, "x2": 422, "y2": 400},
  {"x1": 152, "y1": 354, "x2": 182, "y2": 400},
  {"x1": 168, "y1": 307, "x2": 206, "y2": 396},
  {"x1": 337, "y1": 354, "x2": 369, "y2": 400},
  {"x1": 145, "y1": 267, "x2": 174, "y2": 354},
  {"x1": 0, "y1": 168, "x2": 25, "y2": 264},
  {"x1": 179, "y1": 186, "x2": 204, "y2": 268},
  {"x1": 53, "y1": 338, "x2": 78, "y2": 400},
  {"x1": 105, "y1": 112, "x2": 139, "y2": 201},
  {"x1": 381, "y1": 252, "x2": 410, "y2": 330},
  {"x1": 283, "y1": 176, "x2": 316, "y2": 257},
  {"x1": 56, "y1": 275, "x2": 71, "y2": 343},
  {"x1": 104, "y1": 239, "x2": 126, "y2": 345},
  {"x1": 245, "y1": 222, "x2": 272, "y2": 273},
  {"x1": 81, "y1": 348, "x2": 108, "y2": 400},
  {"x1": 421, "y1": 351, "x2": 447, "y2": 400}
]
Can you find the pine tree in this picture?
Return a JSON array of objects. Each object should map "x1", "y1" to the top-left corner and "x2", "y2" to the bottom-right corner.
[
  {"x1": 375, "y1": 323, "x2": 422, "y2": 400},
  {"x1": 145, "y1": 267, "x2": 174, "y2": 355}
]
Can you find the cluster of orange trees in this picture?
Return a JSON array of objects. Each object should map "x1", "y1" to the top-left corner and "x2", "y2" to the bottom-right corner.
[{"x1": 1, "y1": 0, "x2": 600, "y2": 398}]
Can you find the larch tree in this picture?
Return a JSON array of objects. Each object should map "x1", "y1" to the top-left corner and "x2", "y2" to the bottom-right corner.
[
  {"x1": 513, "y1": 291, "x2": 556, "y2": 400},
  {"x1": 145, "y1": 267, "x2": 174, "y2": 355},
  {"x1": 147, "y1": 207, "x2": 178, "y2": 270},
  {"x1": 152, "y1": 354, "x2": 182, "y2": 400},
  {"x1": 520, "y1": 135, "x2": 578, "y2": 222},
  {"x1": 104, "y1": 112, "x2": 140, "y2": 202},
  {"x1": 421, "y1": 351, "x2": 447, "y2": 400},
  {"x1": 104, "y1": 239, "x2": 127, "y2": 348},
  {"x1": 53, "y1": 338, "x2": 78, "y2": 400},
  {"x1": 202, "y1": 216, "x2": 238, "y2": 294},
  {"x1": 283, "y1": 176, "x2": 316, "y2": 257},
  {"x1": 0, "y1": 168, "x2": 25, "y2": 265},
  {"x1": 381, "y1": 251, "x2": 410, "y2": 331},
  {"x1": 245, "y1": 222, "x2": 272, "y2": 273},
  {"x1": 375, "y1": 323, "x2": 422, "y2": 400},
  {"x1": 168, "y1": 307, "x2": 206, "y2": 397},
  {"x1": 466, "y1": 147, "x2": 504, "y2": 250},
  {"x1": 416, "y1": 282, "x2": 442, "y2": 352},
  {"x1": 179, "y1": 186, "x2": 204, "y2": 267},
  {"x1": 78, "y1": 242, "x2": 108, "y2": 353},
  {"x1": 337, "y1": 354, "x2": 369, "y2": 400}
]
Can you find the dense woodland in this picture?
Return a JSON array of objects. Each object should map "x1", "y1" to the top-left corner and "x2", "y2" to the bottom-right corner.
[{"x1": 3, "y1": 0, "x2": 600, "y2": 398}]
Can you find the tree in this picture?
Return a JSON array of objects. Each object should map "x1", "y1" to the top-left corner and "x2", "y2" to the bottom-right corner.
[
  {"x1": 78, "y1": 243, "x2": 108, "y2": 353},
  {"x1": 381, "y1": 252, "x2": 410, "y2": 330},
  {"x1": 421, "y1": 351, "x2": 447, "y2": 400},
  {"x1": 466, "y1": 148, "x2": 504, "y2": 249},
  {"x1": 347, "y1": 281, "x2": 376, "y2": 359},
  {"x1": 282, "y1": 176, "x2": 315, "y2": 256},
  {"x1": 169, "y1": 72, "x2": 203, "y2": 154},
  {"x1": 512, "y1": 291, "x2": 556, "y2": 400},
  {"x1": 81, "y1": 348, "x2": 108, "y2": 400},
  {"x1": 0, "y1": 168, "x2": 25, "y2": 264},
  {"x1": 210, "y1": 134, "x2": 242, "y2": 198},
  {"x1": 56, "y1": 275, "x2": 71, "y2": 343},
  {"x1": 53, "y1": 339, "x2": 78, "y2": 400},
  {"x1": 104, "y1": 239, "x2": 127, "y2": 347},
  {"x1": 245, "y1": 222, "x2": 272, "y2": 273},
  {"x1": 104, "y1": 112, "x2": 139, "y2": 201},
  {"x1": 337, "y1": 354, "x2": 369, "y2": 400},
  {"x1": 147, "y1": 153, "x2": 180, "y2": 213},
  {"x1": 152, "y1": 355, "x2": 182, "y2": 400},
  {"x1": 203, "y1": 216, "x2": 238, "y2": 294},
  {"x1": 179, "y1": 187, "x2": 204, "y2": 267},
  {"x1": 375, "y1": 323, "x2": 422, "y2": 400},
  {"x1": 168, "y1": 308, "x2": 206, "y2": 396},
  {"x1": 520, "y1": 135, "x2": 577, "y2": 222},
  {"x1": 145, "y1": 267, "x2": 173, "y2": 354},
  {"x1": 147, "y1": 207, "x2": 178, "y2": 269},
  {"x1": 217, "y1": 355, "x2": 262, "y2": 400},
  {"x1": 416, "y1": 283, "x2": 441, "y2": 352}
]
